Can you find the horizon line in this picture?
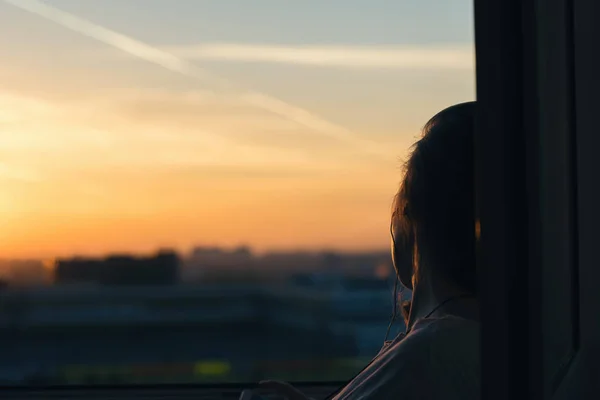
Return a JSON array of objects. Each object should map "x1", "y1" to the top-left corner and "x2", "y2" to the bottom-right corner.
[{"x1": 1, "y1": 245, "x2": 392, "y2": 262}]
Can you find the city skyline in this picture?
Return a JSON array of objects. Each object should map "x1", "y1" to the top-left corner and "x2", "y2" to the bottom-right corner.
[{"x1": 0, "y1": 0, "x2": 475, "y2": 259}]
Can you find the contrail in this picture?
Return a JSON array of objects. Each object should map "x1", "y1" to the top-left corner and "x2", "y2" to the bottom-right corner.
[
  {"x1": 4, "y1": 0, "x2": 388, "y2": 156},
  {"x1": 167, "y1": 43, "x2": 475, "y2": 70}
]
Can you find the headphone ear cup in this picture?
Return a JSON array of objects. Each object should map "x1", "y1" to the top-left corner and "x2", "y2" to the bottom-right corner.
[
  {"x1": 391, "y1": 196, "x2": 415, "y2": 290},
  {"x1": 400, "y1": 299, "x2": 412, "y2": 324},
  {"x1": 391, "y1": 227, "x2": 415, "y2": 291}
]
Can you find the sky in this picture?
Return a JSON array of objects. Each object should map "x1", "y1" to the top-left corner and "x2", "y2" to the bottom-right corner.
[{"x1": 0, "y1": 0, "x2": 475, "y2": 259}]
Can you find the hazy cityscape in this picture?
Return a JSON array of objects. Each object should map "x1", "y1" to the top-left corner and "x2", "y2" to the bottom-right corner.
[{"x1": 0, "y1": 246, "x2": 408, "y2": 385}]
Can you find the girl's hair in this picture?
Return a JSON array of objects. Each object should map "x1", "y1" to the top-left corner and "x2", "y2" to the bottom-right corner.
[{"x1": 393, "y1": 101, "x2": 478, "y2": 296}]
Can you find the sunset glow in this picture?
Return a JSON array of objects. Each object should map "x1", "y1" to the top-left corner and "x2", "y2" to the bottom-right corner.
[{"x1": 0, "y1": 0, "x2": 475, "y2": 259}]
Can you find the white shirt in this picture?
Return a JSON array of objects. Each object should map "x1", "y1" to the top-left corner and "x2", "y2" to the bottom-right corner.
[{"x1": 331, "y1": 316, "x2": 480, "y2": 400}]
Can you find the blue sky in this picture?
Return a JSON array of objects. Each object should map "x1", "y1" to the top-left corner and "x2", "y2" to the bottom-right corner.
[{"x1": 43, "y1": 0, "x2": 473, "y2": 45}]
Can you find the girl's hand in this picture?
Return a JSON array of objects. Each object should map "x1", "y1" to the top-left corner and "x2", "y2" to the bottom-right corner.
[{"x1": 259, "y1": 380, "x2": 315, "y2": 400}]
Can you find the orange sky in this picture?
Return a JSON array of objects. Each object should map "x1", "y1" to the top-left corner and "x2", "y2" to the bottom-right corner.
[{"x1": 0, "y1": 1, "x2": 475, "y2": 259}]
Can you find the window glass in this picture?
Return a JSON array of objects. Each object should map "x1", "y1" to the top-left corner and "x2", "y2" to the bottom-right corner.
[{"x1": 0, "y1": 0, "x2": 474, "y2": 385}]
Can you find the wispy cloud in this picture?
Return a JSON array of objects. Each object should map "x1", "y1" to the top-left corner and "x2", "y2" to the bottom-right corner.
[
  {"x1": 0, "y1": 162, "x2": 41, "y2": 182},
  {"x1": 90, "y1": 88, "x2": 301, "y2": 134},
  {"x1": 4, "y1": 0, "x2": 388, "y2": 156},
  {"x1": 0, "y1": 92, "x2": 56, "y2": 122},
  {"x1": 166, "y1": 43, "x2": 475, "y2": 70},
  {"x1": 0, "y1": 88, "x2": 347, "y2": 183}
]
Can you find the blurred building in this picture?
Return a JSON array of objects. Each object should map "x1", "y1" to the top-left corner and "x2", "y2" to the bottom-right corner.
[
  {"x1": 183, "y1": 246, "x2": 256, "y2": 283},
  {"x1": 54, "y1": 251, "x2": 179, "y2": 286},
  {"x1": 0, "y1": 259, "x2": 50, "y2": 287},
  {"x1": 181, "y1": 247, "x2": 393, "y2": 284}
]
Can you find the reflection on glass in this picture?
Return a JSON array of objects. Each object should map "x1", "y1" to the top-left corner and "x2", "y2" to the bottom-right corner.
[{"x1": 0, "y1": 0, "x2": 474, "y2": 385}]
